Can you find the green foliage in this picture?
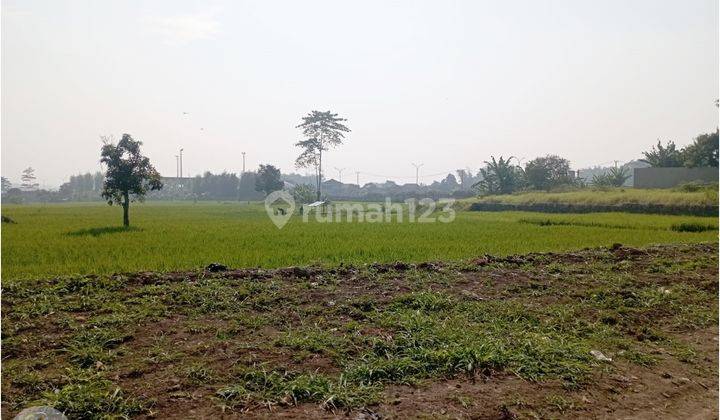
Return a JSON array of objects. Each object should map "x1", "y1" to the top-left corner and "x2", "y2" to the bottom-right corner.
[
  {"x1": 524, "y1": 155, "x2": 574, "y2": 190},
  {"x1": 217, "y1": 367, "x2": 377, "y2": 409},
  {"x1": 670, "y1": 222, "x2": 717, "y2": 232},
  {"x1": 191, "y1": 171, "x2": 240, "y2": 200},
  {"x1": 682, "y1": 130, "x2": 719, "y2": 167},
  {"x1": 640, "y1": 132, "x2": 719, "y2": 168},
  {"x1": 640, "y1": 140, "x2": 683, "y2": 167},
  {"x1": 474, "y1": 156, "x2": 525, "y2": 194},
  {"x1": 290, "y1": 183, "x2": 316, "y2": 204},
  {"x1": 100, "y1": 134, "x2": 162, "y2": 226},
  {"x1": 473, "y1": 187, "x2": 717, "y2": 207},
  {"x1": 2, "y1": 176, "x2": 12, "y2": 194},
  {"x1": 591, "y1": 166, "x2": 631, "y2": 187},
  {"x1": 21, "y1": 167, "x2": 39, "y2": 191},
  {"x1": 254, "y1": 164, "x2": 284, "y2": 196},
  {"x1": 41, "y1": 373, "x2": 146, "y2": 419},
  {"x1": 294, "y1": 111, "x2": 351, "y2": 200}
]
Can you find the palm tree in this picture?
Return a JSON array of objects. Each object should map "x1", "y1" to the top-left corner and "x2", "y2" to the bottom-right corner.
[
  {"x1": 473, "y1": 156, "x2": 524, "y2": 194},
  {"x1": 640, "y1": 140, "x2": 682, "y2": 167},
  {"x1": 592, "y1": 166, "x2": 631, "y2": 187}
]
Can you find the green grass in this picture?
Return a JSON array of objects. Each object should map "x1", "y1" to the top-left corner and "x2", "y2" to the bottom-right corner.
[
  {"x1": 471, "y1": 187, "x2": 718, "y2": 206},
  {"x1": 2, "y1": 201, "x2": 717, "y2": 279},
  {"x1": 2, "y1": 244, "x2": 716, "y2": 417}
]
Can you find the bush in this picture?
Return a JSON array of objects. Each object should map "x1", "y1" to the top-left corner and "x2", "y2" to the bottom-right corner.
[
  {"x1": 674, "y1": 181, "x2": 717, "y2": 193},
  {"x1": 670, "y1": 223, "x2": 717, "y2": 233}
]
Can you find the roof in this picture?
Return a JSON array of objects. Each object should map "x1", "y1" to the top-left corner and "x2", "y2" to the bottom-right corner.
[{"x1": 306, "y1": 200, "x2": 329, "y2": 207}]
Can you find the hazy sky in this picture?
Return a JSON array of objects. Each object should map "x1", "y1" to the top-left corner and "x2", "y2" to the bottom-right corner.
[{"x1": 2, "y1": 0, "x2": 718, "y2": 188}]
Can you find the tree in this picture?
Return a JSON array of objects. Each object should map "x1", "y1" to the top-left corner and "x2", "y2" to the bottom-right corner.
[
  {"x1": 473, "y1": 156, "x2": 524, "y2": 195},
  {"x1": 255, "y1": 164, "x2": 283, "y2": 196},
  {"x1": 1, "y1": 177, "x2": 11, "y2": 194},
  {"x1": 237, "y1": 172, "x2": 264, "y2": 201},
  {"x1": 100, "y1": 134, "x2": 162, "y2": 227},
  {"x1": 640, "y1": 140, "x2": 683, "y2": 167},
  {"x1": 524, "y1": 155, "x2": 573, "y2": 190},
  {"x1": 294, "y1": 111, "x2": 351, "y2": 201},
  {"x1": 592, "y1": 166, "x2": 631, "y2": 187},
  {"x1": 20, "y1": 167, "x2": 39, "y2": 191},
  {"x1": 682, "y1": 130, "x2": 719, "y2": 167},
  {"x1": 290, "y1": 183, "x2": 316, "y2": 204}
]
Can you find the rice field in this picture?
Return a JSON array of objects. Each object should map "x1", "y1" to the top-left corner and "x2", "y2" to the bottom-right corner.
[
  {"x1": 1, "y1": 201, "x2": 717, "y2": 280},
  {"x1": 472, "y1": 187, "x2": 718, "y2": 206}
]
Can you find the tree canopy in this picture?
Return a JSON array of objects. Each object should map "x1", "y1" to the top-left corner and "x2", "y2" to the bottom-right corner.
[
  {"x1": 473, "y1": 156, "x2": 524, "y2": 195},
  {"x1": 20, "y1": 167, "x2": 39, "y2": 191},
  {"x1": 640, "y1": 140, "x2": 683, "y2": 167},
  {"x1": 254, "y1": 164, "x2": 284, "y2": 196},
  {"x1": 682, "y1": 130, "x2": 719, "y2": 167},
  {"x1": 524, "y1": 155, "x2": 573, "y2": 190},
  {"x1": 294, "y1": 111, "x2": 350, "y2": 200},
  {"x1": 100, "y1": 134, "x2": 162, "y2": 226}
]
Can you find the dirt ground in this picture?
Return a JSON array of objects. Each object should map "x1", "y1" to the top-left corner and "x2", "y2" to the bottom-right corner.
[{"x1": 2, "y1": 243, "x2": 718, "y2": 419}]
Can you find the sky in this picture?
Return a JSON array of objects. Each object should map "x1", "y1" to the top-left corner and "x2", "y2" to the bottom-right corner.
[{"x1": 1, "y1": 0, "x2": 718, "y2": 188}]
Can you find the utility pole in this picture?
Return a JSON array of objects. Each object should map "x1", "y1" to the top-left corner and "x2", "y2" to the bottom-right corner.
[
  {"x1": 356, "y1": 171, "x2": 360, "y2": 187},
  {"x1": 412, "y1": 163, "x2": 424, "y2": 185},
  {"x1": 242, "y1": 152, "x2": 246, "y2": 174},
  {"x1": 179, "y1": 148, "x2": 184, "y2": 178},
  {"x1": 334, "y1": 167, "x2": 345, "y2": 183}
]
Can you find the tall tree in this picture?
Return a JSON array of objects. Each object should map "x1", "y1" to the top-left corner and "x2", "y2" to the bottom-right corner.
[
  {"x1": 524, "y1": 155, "x2": 573, "y2": 190},
  {"x1": 255, "y1": 164, "x2": 284, "y2": 196},
  {"x1": 1, "y1": 177, "x2": 11, "y2": 194},
  {"x1": 20, "y1": 167, "x2": 39, "y2": 191},
  {"x1": 473, "y1": 156, "x2": 524, "y2": 194},
  {"x1": 640, "y1": 140, "x2": 683, "y2": 167},
  {"x1": 100, "y1": 134, "x2": 162, "y2": 227},
  {"x1": 294, "y1": 111, "x2": 350, "y2": 201},
  {"x1": 682, "y1": 130, "x2": 719, "y2": 167}
]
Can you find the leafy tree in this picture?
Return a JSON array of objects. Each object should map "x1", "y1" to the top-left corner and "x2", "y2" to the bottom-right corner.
[
  {"x1": 524, "y1": 155, "x2": 573, "y2": 190},
  {"x1": 237, "y1": 172, "x2": 264, "y2": 201},
  {"x1": 255, "y1": 164, "x2": 284, "y2": 196},
  {"x1": 682, "y1": 130, "x2": 718, "y2": 167},
  {"x1": 1, "y1": 177, "x2": 11, "y2": 194},
  {"x1": 20, "y1": 167, "x2": 39, "y2": 191},
  {"x1": 294, "y1": 111, "x2": 351, "y2": 201},
  {"x1": 100, "y1": 134, "x2": 162, "y2": 227},
  {"x1": 640, "y1": 140, "x2": 683, "y2": 167},
  {"x1": 191, "y1": 171, "x2": 240, "y2": 200},
  {"x1": 473, "y1": 156, "x2": 524, "y2": 194},
  {"x1": 290, "y1": 183, "x2": 316, "y2": 204},
  {"x1": 439, "y1": 174, "x2": 459, "y2": 190},
  {"x1": 592, "y1": 166, "x2": 631, "y2": 187}
]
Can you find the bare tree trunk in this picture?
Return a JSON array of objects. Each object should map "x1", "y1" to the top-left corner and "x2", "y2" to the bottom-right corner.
[
  {"x1": 317, "y1": 149, "x2": 322, "y2": 201},
  {"x1": 122, "y1": 192, "x2": 130, "y2": 227}
]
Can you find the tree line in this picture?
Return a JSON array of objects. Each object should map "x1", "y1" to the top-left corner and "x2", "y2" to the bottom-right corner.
[{"x1": 3, "y1": 106, "x2": 716, "y2": 226}]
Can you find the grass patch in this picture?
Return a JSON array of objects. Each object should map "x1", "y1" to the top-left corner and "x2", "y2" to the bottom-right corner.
[
  {"x1": 2, "y1": 202, "x2": 717, "y2": 279},
  {"x1": 670, "y1": 222, "x2": 718, "y2": 232},
  {"x1": 472, "y1": 187, "x2": 718, "y2": 207},
  {"x1": 217, "y1": 367, "x2": 378, "y2": 409},
  {"x1": 66, "y1": 226, "x2": 142, "y2": 237},
  {"x1": 40, "y1": 373, "x2": 147, "y2": 419}
]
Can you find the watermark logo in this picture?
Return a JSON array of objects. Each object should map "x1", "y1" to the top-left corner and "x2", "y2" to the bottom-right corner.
[
  {"x1": 264, "y1": 192, "x2": 456, "y2": 229},
  {"x1": 264, "y1": 190, "x2": 295, "y2": 229},
  {"x1": 14, "y1": 406, "x2": 67, "y2": 420}
]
